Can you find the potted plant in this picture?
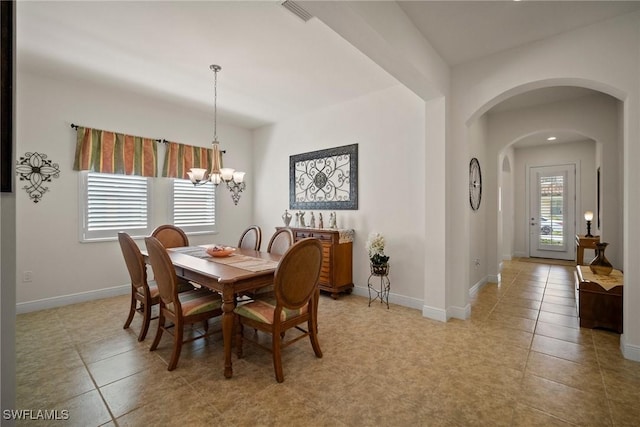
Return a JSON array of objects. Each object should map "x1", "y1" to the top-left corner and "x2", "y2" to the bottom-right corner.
[{"x1": 366, "y1": 232, "x2": 390, "y2": 275}]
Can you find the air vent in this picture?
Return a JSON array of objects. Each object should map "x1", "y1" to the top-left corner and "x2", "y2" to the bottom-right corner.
[{"x1": 281, "y1": 0, "x2": 313, "y2": 22}]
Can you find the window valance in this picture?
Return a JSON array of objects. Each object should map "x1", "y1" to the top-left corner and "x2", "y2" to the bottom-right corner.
[
  {"x1": 73, "y1": 126, "x2": 158, "y2": 177},
  {"x1": 162, "y1": 141, "x2": 218, "y2": 180}
]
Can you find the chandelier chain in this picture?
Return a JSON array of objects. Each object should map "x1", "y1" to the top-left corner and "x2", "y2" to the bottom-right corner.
[{"x1": 212, "y1": 65, "x2": 218, "y2": 142}]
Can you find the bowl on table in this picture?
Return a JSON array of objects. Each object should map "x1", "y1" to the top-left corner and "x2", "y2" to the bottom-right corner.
[{"x1": 206, "y1": 246, "x2": 236, "y2": 257}]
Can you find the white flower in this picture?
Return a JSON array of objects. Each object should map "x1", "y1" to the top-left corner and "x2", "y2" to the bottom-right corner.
[{"x1": 366, "y1": 232, "x2": 385, "y2": 258}]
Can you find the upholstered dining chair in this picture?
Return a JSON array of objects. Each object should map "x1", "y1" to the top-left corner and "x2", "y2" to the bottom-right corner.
[
  {"x1": 234, "y1": 237, "x2": 323, "y2": 382},
  {"x1": 267, "y1": 227, "x2": 294, "y2": 255},
  {"x1": 237, "y1": 225, "x2": 262, "y2": 251},
  {"x1": 144, "y1": 236, "x2": 224, "y2": 371},
  {"x1": 151, "y1": 224, "x2": 195, "y2": 290},
  {"x1": 118, "y1": 232, "x2": 159, "y2": 342},
  {"x1": 151, "y1": 224, "x2": 189, "y2": 248},
  {"x1": 247, "y1": 228, "x2": 295, "y2": 299}
]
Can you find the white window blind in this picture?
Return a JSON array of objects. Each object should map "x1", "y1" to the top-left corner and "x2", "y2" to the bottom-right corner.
[
  {"x1": 171, "y1": 179, "x2": 216, "y2": 233},
  {"x1": 80, "y1": 172, "x2": 151, "y2": 241}
]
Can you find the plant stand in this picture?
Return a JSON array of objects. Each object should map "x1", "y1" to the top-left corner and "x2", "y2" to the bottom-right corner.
[{"x1": 368, "y1": 263, "x2": 390, "y2": 309}]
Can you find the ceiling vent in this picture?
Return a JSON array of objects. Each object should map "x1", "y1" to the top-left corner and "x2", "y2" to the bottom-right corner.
[{"x1": 281, "y1": 0, "x2": 313, "y2": 22}]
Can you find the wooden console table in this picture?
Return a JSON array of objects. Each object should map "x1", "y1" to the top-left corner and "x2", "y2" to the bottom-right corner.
[
  {"x1": 277, "y1": 227, "x2": 354, "y2": 299},
  {"x1": 575, "y1": 235, "x2": 600, "y2": 265},
  {"x1": 575, "y1": 265, "x2": 623, "y2": 333}
]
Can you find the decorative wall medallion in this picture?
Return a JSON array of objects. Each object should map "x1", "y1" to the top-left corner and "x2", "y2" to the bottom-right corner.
[
  {"x1": 290, "y1": 144, "x2": 358, "y2": 210},
  {"x1": 16, "y1": 152, "x2": 60, "y2": 203}
]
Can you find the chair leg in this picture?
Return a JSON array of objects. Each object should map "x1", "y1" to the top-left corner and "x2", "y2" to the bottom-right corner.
[
  {"x1": 272, "y1": 328, "x2": 284, "y2": 383},
  {"x1": 123, "y1": 292, "x2": 136, "y2": 330},
  {"x1": 236, "y1": 321, "x2": 244, "y2": 358},
  {"x1": 308, "y1": 317, "x2": 323, "y2": 358},
  {"x1": 149, "y1": 311, "x2": 164, "y2": 351},
  {"x1": 168, "y1": 319, "x2": 184, "y2": 371},
  {"x1": 138, "y1": 299, "x2": 152, "y2": 342}
]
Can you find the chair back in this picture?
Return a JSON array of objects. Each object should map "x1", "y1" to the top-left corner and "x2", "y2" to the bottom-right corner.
[
  {"x1": 144, "y1": 236, "x2": 179, "y2": 306},
  {"x1": 118, "y1": 232, "x2": 148, "y2": 292},
  {"x1": 267, "y1": 228, "x2": 294, "y2": 255},
  {"x1": 238, "y1": 225, "x2": 262, "y2": 251},
  {"x1": 151, "y1": 224, "x2": 189, "y2": 248},
  {"x1": 274, "y1": 238, "x2": 323, "y2": 310}
]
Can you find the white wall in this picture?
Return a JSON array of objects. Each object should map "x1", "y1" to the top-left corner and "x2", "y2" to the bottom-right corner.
[
  {"x1": 15, "y1": 68, "x2": 254, "y2": 310},
  {"x1": 452, "y1": 11, "x2": 640, "y2": 360},
  {"x1": 467, "y1": 116, "x2": 489, "y2": 290},
  {"x1": 253, "y1": 85, "x2": 427, "y2": 307}
]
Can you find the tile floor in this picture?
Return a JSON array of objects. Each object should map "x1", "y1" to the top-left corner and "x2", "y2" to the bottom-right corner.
[{"x1": 15, "y1": 259, "x2": 640, "y2": 426}]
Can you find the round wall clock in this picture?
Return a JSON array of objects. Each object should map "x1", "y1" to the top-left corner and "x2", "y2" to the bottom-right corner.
[{"x1": 469, "y1": 157, "x2": 482, "y2": 211}]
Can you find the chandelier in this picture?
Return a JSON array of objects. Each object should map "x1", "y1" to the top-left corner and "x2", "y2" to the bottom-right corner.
[{"x1": 188, "y1": 64, "x2": 246, "y2": 205}]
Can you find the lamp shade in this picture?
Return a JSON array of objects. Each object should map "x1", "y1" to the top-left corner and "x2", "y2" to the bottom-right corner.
[{"x1": 584, "y1": 211, "x2": 594, "y2": 221}]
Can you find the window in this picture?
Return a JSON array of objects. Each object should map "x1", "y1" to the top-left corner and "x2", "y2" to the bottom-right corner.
[
  {"x1": 171, "y1": 179, "x2": 216, "y2": 234},
  {"x1": 80, "y1": 172, "x2": 151, "y2": 241}
]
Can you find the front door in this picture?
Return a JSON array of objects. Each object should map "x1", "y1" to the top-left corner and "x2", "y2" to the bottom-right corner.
[{"x1": 528, "y1": 164, "x2": 576, "y2": 260}]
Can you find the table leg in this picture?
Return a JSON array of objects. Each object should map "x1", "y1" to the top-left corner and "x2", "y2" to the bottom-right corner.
[
  {"x1": 577, "y1": 244, "x2": 584, "y2": 265},
  {"x1": 222, "y1": 289, "x2": 235, "y2": 379}
]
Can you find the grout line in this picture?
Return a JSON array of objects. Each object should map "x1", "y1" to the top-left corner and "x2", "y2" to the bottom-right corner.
[{"x1": 74, "y1": 343, "x2": 119, "y2": 426}]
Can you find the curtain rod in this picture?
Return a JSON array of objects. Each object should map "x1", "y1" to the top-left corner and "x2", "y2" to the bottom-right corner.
[
  {"x1": 71, "y1": 123, "x2": 167, "y2": 143},
  {"x1": 70, "y1": 124, "x2": 226, "y2": 152}
]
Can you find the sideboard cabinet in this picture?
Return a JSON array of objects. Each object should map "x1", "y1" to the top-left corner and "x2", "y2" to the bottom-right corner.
[{"x1": 277, "y1": 227, "x2": 354, "y2": 299}]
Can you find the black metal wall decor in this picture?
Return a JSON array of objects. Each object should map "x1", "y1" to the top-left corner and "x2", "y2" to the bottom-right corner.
[
  {"x1": 289, "y1": 143, "x2": 358, "y2": 210},
  {"x1": 16, "y1": 152, "x2": 60, "y2": 203}
]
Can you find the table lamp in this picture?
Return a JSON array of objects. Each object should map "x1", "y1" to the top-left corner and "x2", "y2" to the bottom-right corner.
[{"x1": 584, "y1": 211, "x2": 594, "y2": 237}]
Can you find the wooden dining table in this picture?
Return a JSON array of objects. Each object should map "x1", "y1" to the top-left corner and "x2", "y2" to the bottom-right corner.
[{"x1": 142, "y1": 245, "x2": 281, "y2": 378}]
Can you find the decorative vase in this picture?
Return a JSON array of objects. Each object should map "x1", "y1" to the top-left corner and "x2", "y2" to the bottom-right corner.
[
  {"x1": 370, "y1": 262, "x2": 389, "y2": 276},
  {"x1": 589, "y1": 242, "x2": 613, "y2": 276}
]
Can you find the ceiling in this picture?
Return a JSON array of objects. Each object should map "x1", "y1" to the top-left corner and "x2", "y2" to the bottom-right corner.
[
  {"x1": 16, "y1": 1, "x2": 640, "y2": 131},
  {"x1": 398, "y1": 1, "x2": 640, "y2": 66}
]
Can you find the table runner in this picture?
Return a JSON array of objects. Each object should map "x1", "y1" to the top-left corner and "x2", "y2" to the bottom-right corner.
[
  {"x1": 170, "y1": 246, "x2": 279, "y2": 272},
  {"x1": 579, "y1": 266, "x2": 623, "y2": 291}
]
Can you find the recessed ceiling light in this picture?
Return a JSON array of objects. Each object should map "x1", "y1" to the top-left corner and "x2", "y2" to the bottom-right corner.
[{"x1": 547, "y1": 136, "x2": 557, "y2": 141}]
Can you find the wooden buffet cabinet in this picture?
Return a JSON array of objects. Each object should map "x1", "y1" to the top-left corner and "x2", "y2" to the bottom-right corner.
[{"x1": 277, "y1": 227, "x2": 354, "y2": 299}]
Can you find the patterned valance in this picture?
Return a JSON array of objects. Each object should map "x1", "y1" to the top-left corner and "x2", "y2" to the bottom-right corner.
[
  {"x1": 73, "y1": 127, "x2": 158, "y2": 177},
  {"x1": 162, "y1": 141, "x2": 217, "y2": 180}
]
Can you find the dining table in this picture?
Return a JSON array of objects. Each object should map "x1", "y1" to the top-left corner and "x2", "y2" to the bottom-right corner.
[{"x1": 142, "y1": 244, "x2": 281, "y2": 378}]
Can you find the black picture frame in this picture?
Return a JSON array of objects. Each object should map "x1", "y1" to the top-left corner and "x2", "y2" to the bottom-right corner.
[
  {"x1": 289, "y1": 143, "x2": 358, "y2": 210},
  {"x1": 1, "y1": 1, "x2": 14, "y2": 193}
]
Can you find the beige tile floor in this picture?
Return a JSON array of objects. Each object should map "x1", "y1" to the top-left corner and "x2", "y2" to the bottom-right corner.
[{"x1": 15, "y1": 259, "x2": 640, "y2": 426}]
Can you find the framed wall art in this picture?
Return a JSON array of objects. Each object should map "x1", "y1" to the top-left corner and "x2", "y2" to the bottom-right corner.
[{"x1": 289, "y1": 143, "x2": 358, "y2": 210}]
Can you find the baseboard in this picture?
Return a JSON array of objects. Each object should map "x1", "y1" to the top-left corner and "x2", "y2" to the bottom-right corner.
[
  {"x1": 514, "y1": 251, "x2": 527, "y2": 258},
  {"x1": 469, "y1": 277, "x2": 487, "y2": 297},
  {"x1": 620, "y1": 334, "x2": 640, "y2": 362},
  {"x1": 502, "y1": 255, "x2": 512, "y2": 261},
  {"x1": 422, "y1": 305, "x2": 447, "y2": 322},
  {"x1": 447, "y1": 304, "x2": 470, "y2": 320},
  {"x1": 351, "y1": 285, "x2": 423, "y2": 311},
  {"x1": 16, "y1": 284, "x2": 130, "y2": 314}
]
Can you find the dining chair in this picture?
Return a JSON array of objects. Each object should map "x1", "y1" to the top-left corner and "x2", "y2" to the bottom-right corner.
[
  {"x1": 234, "y1": 237, "x2": 323, "y2": 382},
  {"x1": 237, "y1": 225, "x2": 262, "y2": 251},
  {"x1": 248, "y1": 228, "x2": 295, "y2": 298},
  {"x1": 118, "y1": 232, "x2": 159, "y2": 342},
  {"x1": 145, "y1": 236, "x2": 224, "y2": 371},
  {"x1": 151, "y1": 224, "x2": 189, "y2": 248},
  {"x1": 151, "y1": 224, "x2": 196, "y2": 290}
]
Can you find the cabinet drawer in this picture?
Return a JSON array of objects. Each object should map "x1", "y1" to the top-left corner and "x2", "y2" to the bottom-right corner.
[{"x1": 294, "y1": 231, "x2": 313, "y2": 240}]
